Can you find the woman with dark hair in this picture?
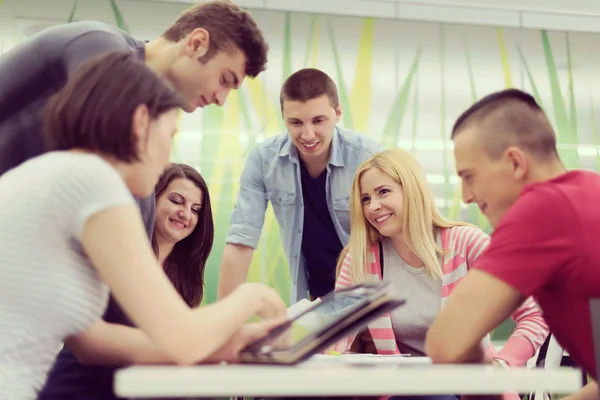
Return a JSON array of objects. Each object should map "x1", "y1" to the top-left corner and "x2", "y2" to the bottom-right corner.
[
  {"x1": 0, "y1": 50, "x2": 285, "y2": 399},
  {"x1": 40, "y1": 163, "x2": 216, "y2": 400},
  {"x1": 153, "y1": 163, "x2": 214, "y2": 307}
]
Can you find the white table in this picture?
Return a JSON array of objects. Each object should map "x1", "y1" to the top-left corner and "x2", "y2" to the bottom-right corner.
[{"x1": 114, "y1": 356, "x2": 582, "y2": 398}]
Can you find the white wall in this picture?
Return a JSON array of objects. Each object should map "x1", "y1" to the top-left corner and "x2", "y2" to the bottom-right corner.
[{"x1": 139, "y1": 0, "x2": 600, "y2": 33}]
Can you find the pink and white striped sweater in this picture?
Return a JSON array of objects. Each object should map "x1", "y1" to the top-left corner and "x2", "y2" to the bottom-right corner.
[{"x1": 333, "y1": 225, "x2": 549, "y2": 367}]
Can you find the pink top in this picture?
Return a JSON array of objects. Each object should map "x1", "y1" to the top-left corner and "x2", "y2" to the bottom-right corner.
[{"x1": 333, "y1": 225, "x2": 549, "y2": 367}]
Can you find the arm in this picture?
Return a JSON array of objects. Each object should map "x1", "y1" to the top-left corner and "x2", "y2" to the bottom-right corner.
[
  {"x1": 217, "y1": 148, "x2": 268, "y2": 299},
  {"x1": 329, "y1": 248, "x2": 359, "y2": 353},
  {"x1": 425, "y1": 269, "x2": 525, "y2": 363},
  {"x1": 66, "y1": 320, "x2": 168, "y2": 366},
  {"x1": 461, "y1": 226, "x2": 549, "y2": 367},
  {"x1": 497, "y1": 297, "x2": 549, "y2": 367},
  {"x1": 426, "y1": 188, "x2": 575, "y2": 365},
  {"x1": 563, "y1": 382, "x2": 598, "y2": 400},
  {"x1": 83, "y1": 203, "x2": 284, "y2": 365},
  {"x1": 217, "y1": 243, "x2": 254, "y2": 300},
  {"x1": 67, "y1": 317, "x2": 285, "y2": 366}
]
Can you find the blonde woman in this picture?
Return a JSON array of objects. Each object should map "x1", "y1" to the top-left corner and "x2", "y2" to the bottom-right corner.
[{"x1": 332, "y1": 149, "x2": 549, "y2": 399}]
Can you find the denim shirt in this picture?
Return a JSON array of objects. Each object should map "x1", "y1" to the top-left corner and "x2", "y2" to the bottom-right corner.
[{"x1": 226, "y1": 127, "x2": 382, "y2": 302}]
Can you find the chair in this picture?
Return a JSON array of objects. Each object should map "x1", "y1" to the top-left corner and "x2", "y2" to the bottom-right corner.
[{"x1": 590, "y1": 298, "x2": 600, "y2": 398}]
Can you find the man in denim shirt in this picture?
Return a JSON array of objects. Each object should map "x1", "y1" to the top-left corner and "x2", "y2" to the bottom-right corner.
[{"x1": 217, "y1": 68, "x2": 381, "y2": 303}]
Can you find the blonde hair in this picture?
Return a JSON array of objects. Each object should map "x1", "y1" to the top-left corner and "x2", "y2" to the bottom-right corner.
[{"x1": 347, "y1": 148, "x2": 471, "y2": 283}]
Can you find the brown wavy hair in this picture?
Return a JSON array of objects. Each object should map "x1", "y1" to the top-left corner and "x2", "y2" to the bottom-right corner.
[{"x1": 152, "y1": 163, "x2": 214, "y2": 306}]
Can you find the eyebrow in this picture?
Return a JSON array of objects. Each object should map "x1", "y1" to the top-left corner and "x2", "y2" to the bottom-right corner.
[
  {"x1": 170, "y1": 191, "x2": 202, "y2": 207},
  {"x1": 456, "y1": 169, "x2": 471, "y2": 177},
  {"x1": 360, "y1": 185, "x2": 390, "y2": 196}
]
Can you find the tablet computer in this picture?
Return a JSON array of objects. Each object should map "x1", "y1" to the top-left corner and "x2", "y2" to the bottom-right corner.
[{"x1": 239, "y1": 282, "x2": 406, "y2": 365}]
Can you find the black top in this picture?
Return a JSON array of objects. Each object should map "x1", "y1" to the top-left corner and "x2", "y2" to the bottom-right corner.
[
  {"x1": 0, "y1": 20, "x2": 153, "y2": 400},
  {"x1": 299, "y1": 162, "x2": 343, "y2": 299}
]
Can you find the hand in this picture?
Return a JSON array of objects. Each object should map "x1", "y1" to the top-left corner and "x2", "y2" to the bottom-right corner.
[
  {"x1": 206, "y1": 318, "x2": 285, "y2": 363},
  {"x1": 233, "y1": 282, "x2": 287, "y2": 319}
]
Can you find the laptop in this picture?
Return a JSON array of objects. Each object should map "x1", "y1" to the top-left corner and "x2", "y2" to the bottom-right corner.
[{"x1": 239, "y1": 282, "x2": 406, "y2": 365}]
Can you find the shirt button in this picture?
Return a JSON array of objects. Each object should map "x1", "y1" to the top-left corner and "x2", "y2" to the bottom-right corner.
[{"x1": 297, "y1": 229, "x2": 301, "y2": 233}]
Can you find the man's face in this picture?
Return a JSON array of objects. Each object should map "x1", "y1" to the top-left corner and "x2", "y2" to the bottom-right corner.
[
  {"x1": 453, "y1": 127, "x2": 525, "y2": 227},
  {"x1": 169, "y1": 29, "x2": 247, "y2": 112},
  {"x1": 282, "y1": 95, "x2": 341, "y2": 164}
]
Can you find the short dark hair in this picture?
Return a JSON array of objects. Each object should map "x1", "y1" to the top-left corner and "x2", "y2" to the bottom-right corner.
[
  {"x1": 162, "y1": 0, "x2": 268, "y2": 78},
  {"x1": 152, "y1": 163, "x2": 214, "y2": 307},
  {"x1": 280, "y1": 68, "x2": 339, "y2": 110},
  {"x1": 451, "y1": 88, "x2": 558, "y2": 159},
  {"x1": 44, "y1": 51, "x2": 182, "y2": 161}
]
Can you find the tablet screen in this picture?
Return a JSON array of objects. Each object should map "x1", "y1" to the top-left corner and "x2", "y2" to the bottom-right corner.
[{"x1": 248, "y1": 285, "x2": 381, "y2": 352}]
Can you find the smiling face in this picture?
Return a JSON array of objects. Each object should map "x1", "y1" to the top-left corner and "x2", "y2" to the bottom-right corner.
[
  {"x1": 154, "y1": 177, "x2": 203, "y2": 244},
  {"x1": 169, "y1": 29, "x2": 246, "y2": 112},
  {"x1": 453, "y1": 126, "x2": 525, "y2": 227},
  {"x1": 283, "y1": 95, "x2": 341, "y2": 164},
  {"x1": 359, "y1": 167, "x2": 405, "y2": 238}
]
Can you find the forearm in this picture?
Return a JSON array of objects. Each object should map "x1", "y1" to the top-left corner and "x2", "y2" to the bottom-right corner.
[
  {"x1": 563, "y1": 381, "x2": 598, "y2": 400},
  {"x1": 66, "y1": 321, "x2": 171, "y2": 366},
  {"x1": 217, "y1": 243, "x2": 253, "y2": 300}
]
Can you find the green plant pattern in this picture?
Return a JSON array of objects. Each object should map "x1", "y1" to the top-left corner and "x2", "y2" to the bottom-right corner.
[{"x1": 2, "y1": 1, "x2": 599, "y2": 340}]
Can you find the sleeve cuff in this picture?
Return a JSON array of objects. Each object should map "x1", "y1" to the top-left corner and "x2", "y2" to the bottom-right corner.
[
  {"x1": 225, "y1": 224, "x2": 263, "y2": 249},
  {"x1": 497, "y1": 335, "x2": 536, "y2": 367}
]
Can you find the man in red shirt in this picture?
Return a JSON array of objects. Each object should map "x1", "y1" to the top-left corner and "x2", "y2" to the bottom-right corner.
[{"x1": 425, "y1": 88, "x2": 600, "y2": 400}]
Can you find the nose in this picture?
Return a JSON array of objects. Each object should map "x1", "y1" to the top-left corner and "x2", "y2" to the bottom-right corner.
[
  {"x1": 462, "y1": 185, "x2": 474, "y2": 204},
  {"x1": 368, "y1": 198, "x2": 382, "y2": 213},
  {"x1": 214, "y1": 88, "x2": 232, "y2": 107},
  {"x1": 177, "y1": 208, "x2": 191, "y2": 221},
  {"x1": 301, "y1": 126, "x2": 316, "y2": 141}
]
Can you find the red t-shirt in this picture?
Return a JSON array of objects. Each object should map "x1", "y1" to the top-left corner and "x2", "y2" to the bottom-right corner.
[{"x1": 476, "y1": 170, "x2": 600, "y2": 378}]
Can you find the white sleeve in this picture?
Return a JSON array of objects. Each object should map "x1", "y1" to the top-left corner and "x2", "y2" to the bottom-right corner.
[{"x1": 53, "y1": 155, "x2": 135, "y2": 239}]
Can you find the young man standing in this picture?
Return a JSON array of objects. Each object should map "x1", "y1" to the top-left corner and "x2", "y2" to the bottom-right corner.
[
  {"x1": 217, "y1": 68, "x2": 382, "y2": 303},
  {"x1": 0, "y1": 2, "x2": 270, "y2": 399},
  {"x1": 425, "y1": 89, "x2": 600, "y2": 400}
]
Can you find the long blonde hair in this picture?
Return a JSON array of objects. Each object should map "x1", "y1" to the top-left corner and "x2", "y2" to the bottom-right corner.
[{"x1": 347, "y1": 148, "x2": 471, "y2": 283}]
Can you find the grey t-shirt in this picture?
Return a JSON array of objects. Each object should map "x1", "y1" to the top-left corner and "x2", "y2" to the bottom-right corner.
[
  {"x1": 382, "y1": 235, "x2": 442, "y2": 356},
  {"x1": 0, "y1": 20, "x2": 154, "y2": 236}
]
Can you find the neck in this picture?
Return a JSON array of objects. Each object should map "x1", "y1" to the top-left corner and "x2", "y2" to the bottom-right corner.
[
  {"x1": 155, "y1": 237, "x2": 175, "y2": 268},
  {"x1": 144, "y1": 37, "x2": 177, "y2": 77},
  {"x1": 299, "y1": 147, "x2": 331, "y2": 178},
  {"x1": 528, "y1": 159, "x2": 567, "y2": 183},
  {"x1": 389, "y1": 234, "x2": 423, "y2": 268}
]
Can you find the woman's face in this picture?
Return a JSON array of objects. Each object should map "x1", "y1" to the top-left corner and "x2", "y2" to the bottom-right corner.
[
  {"x1": 154, "y1": 178, "x2": 203, "y2": 245},
  {"x1": 359, "y1": 167, "x2": 405, "y2": 238}
]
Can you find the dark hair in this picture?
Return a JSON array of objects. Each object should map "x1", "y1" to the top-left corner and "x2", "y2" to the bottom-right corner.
[
  {"x1": 280, "y1": 68, "x2": 339, "y2": 110},
  {"x1": 152, "y1": 163, "x2": 214, "y2": 307},
  {"x1": 450, "y1": 88, "x2": 557, "y2": 159},
  {"x1": 162, "y1": 0, "x2": 268, "y2": 78},
  {"x1": 44, "y1": 51, "x2": 182, "y2": 161}
]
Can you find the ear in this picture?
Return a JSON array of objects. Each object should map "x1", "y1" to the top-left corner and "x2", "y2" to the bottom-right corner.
[
  {"x1": 184, "y1": 28, "x2": 210, "y2": 58},
  {"x1": 131, "y1": 104, "x2": 151, "y2": 156},
  {"x1": 335, "y1": 104, "x2": 342, "y2": 123},
  {"x1": 505, "y1": 146, "x2": 528, "y2": 180}
]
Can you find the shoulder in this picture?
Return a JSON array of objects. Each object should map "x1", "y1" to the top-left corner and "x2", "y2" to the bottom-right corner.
[
  {"x1": 337, "y1": 127, "x2": 381, "y2": 155},
  {"x1": 442, "y1": 225, "x2": 489, "y2": 256},
  {"x1": 443, "y1": 225, "x2": 488, "y2": 243},
  {"x1": 500, "y1": 179, "x2": 576, "y2": 230},
  {"x1": 35, "y1": 21, "x2": 129, "y2": 47},
  {"x1": 52, "y1": 152, "x2": 127, "y2": 193}
]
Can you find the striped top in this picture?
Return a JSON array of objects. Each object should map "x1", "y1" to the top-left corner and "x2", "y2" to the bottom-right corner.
[
  {"x1": 333, "y1": 225, "x2": 550, "y2": 367},
  {"x1": 0, "y1": 152, "x2": 135, "y2": 399}
]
